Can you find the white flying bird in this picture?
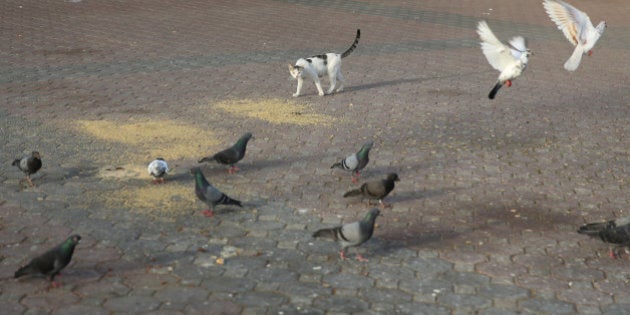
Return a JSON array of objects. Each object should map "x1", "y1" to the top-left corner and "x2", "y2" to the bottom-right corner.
[
  {"x1": 477, "y1": 21, "x2": 532, "y2": 100},
  {"x1": 543, "y1": 0, "x2": 606, "y2": 71}
]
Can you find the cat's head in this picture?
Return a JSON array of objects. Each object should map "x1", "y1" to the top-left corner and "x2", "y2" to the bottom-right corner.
[{"x1": 288, "y1": 64, "x2": 303, "y2": 79}]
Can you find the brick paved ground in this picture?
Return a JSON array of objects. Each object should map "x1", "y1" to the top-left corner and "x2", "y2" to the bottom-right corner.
[{"x1": 1, "y1": 0, "x2": 630, "y2": 314}]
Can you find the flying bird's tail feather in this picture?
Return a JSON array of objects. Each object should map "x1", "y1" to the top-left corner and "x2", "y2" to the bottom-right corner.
[
  {"x1": 343, "y1": 189, "x2": 363, "y2": 198},
  {"x1": 488, "y1": 83, "x2": 502, "y2": 99},
  {"x1": 564, "y1": 46, "x2": 584, "y2": 71}
]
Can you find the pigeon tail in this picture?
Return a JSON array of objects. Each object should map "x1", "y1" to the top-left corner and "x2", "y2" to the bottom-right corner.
[
  {"x1": 313, "y1": 227, "x2": 339, "y2": 240},
  {"x1": 564, "y1": 46, "x2": 584, "y2": 71},
  {"x1": 488, "y1": 83, "x2": 502, "y2": 99},
  {"x1": 343, "y1": 189, "x2": 363, "y2": 198},
  {"x1": 11, "y1": 159, "x2": 20, "y2": 167},
  {"x1": 330, "y1": 162, "x2": 342, "y2": 169},
  {"x1": 198, "y1": 156, "x2": 216, "y2": 164},
  {"x1": 577, "y1": 222, "x2": 609, "y2": 236},
  {"x1": 220, "y1": 194, "x2": 242, "y2": 207},
  {"x1": 14, "y1": 265, "x2": 34, "y2": 278}
]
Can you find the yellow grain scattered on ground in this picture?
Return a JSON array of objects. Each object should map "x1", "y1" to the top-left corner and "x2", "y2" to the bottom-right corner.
[
  {"x1": 105, "y1": 181, "x2": 197, "y2": 218},
  {"x1": 214, "y1": 98, "x2": 335, "y2": 126},
  {"x1": 76, "y1": 119, "x2": 218, "y2": 160}
]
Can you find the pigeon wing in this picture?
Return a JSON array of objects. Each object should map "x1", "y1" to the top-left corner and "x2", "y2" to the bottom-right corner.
[
  {"x1": 477, "y1": 21, "x2": 515, "y2": 72},
  {"x1": 543, "y1": 0, "x2": 591, "y2": 46},
  {"x1": 508, "y1": 36, "x2": 528, "y2": 59},
  {"x1": 339, "y1": 221, "x2": 363, "y2": 248}
]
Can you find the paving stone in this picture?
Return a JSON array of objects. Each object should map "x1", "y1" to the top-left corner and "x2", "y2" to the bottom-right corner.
[
  {"x1": 234, "y1": 291, "x2": 288, "y2": 307},
  {"x1": 322, "y1": 273, "x2": 374, "y2": 289},
  {"x1": 102, "y1": 296, "x2": 161, "y2": 313},
  {"x1": 519, "y1": 298, "x2": 577, "y2": 314},
  {"x1": 312, "y1": 296, "x2": 369, "y2": 313}
]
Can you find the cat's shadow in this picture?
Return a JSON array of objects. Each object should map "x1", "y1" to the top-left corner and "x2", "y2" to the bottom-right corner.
[{"x1": 342, "y1": 77, "x2": 429, "y2": 93}]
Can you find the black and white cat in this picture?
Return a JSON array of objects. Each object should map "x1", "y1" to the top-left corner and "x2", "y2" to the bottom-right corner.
[{"x1": 288, "y1": 29, "x2": 360, "y2": 97}]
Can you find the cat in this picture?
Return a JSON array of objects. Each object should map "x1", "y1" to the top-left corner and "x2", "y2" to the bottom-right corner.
[{"x1": 288, "y1": 29, "x2": 360, "y2": 97}]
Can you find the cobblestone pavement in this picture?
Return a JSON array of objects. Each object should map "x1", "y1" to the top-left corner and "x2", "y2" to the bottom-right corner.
[{"x1": 1, "y1": 0, "x2": 630, "y2": 314}]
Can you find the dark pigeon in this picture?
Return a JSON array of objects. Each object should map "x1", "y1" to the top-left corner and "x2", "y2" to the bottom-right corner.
[
  {"x1": 331, "y1": 141, "x2": 373, "y2": 183},
  {"x1": 343, "y1": 173, "x2": 400, "y2": 208},
  {"x1": 192, "y1": 167, "x2": 242, "y2": 217},
  {"x1": 578, "y1": 216, "x2": 630, "y2": 259},
  {"x1": 199, "y1": 132, "x2": 253, "y2": 174},
  {"x1": 14, "y1": 234, "x2": 81, "y2": 287},
  {"x1": 313, "y1": 208, "x2": 380, "y2": 261},
  {"x1": 12, "y1": 151, "x2": 42, "y2": 187}
]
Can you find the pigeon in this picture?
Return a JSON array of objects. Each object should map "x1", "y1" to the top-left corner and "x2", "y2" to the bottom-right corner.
[
  {"x1": 199, "y1": 132, "x2": 253, "y2": 174},
  {"x1": 331, "y1": 141, "x2": 373, "y2": 183},
  {"x1": 477, "y1": 20, "x2": 532, "y2": 99},
  {"x1": 312, "y1": 208, "x2": 380, "y2": 261},
  {"x1": 14, "y1": 234, "x2": 81, "y2": 287},
  {"x1": 343, "y1": 173, "x2": 400, "y2": 208},
  {"x1": 147, "y1": 158, "x2": 169, "y2": 184},
  {"x1": 543, "y1": 0, "x2": 606, "y2": 71},
  {"x1": 12, "y1": 151, "x2": 42, "y2": 187},
  {"x1": 192, "y1": 167, "x2": 242, "y2": 217},
  {"x1": 578, "y1": 217, "x2": 630, "y2": 259}
]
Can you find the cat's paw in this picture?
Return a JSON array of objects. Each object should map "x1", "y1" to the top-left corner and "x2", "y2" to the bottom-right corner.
[
  {"x1": 318, "y1": 91, "x2": 325, "y2": 96},
  {"x1": 336, "y1": 87, "x2": 344, "y2": 92},
  {"x1": 292, "y1": 93, "x2": 300, "y2": 97}
]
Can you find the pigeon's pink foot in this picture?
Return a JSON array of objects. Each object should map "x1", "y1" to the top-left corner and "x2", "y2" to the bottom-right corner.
[
  {"x1": 202, "y1": 210, "x2": 215, "y2": 217},
  {"x1": 51, "y1": 281, "x2": 62, "y2": 288},
  {"x1": 588, "y1": 50, "x2": 593, "y2": 56},
  {"x1": 609, "y1": 248, "x2": 617, "y2": 259},
  {"x1": 159, "y1": 178, "x2": 166, "y2": 184},
  {"x1": 228, "y1": 166, "x2": 240, "y2": 174},
  {"x1": 339, "y1": 250, "x2": 348, "y2": 260},
  {"x1": 355, "y1": 254, "x2": 369, "y2": 262},
  {"x1": 506, "y1": 80, "x2": 512, "y2": 87}
]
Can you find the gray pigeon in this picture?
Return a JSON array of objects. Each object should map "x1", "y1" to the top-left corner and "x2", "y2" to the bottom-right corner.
[
  {"x1": 578, "y1": 216, "x2": 630, "y2": 259},
  {"x1": 12, "y1": 151, "x2": 42, "y2": 187},
  {"x1": 192, "y1": 167, "x2": 242, "y2": 217},
  {"x1": 343, "y1": 173, "x2": 399, "y2": 208},
  {"x1": 14, "y1": 234, "x2": 81, "y2": 287},
  {"x1": 147, "y1": 158, "x2": 169, "y2": 184},
  {"x1": 331, "y1": 141, "x2": 373, "y2": 183},
  {"x1": 198, "y1": 132, "x2": 253, "y2": 174},
  {"x1": 312, "y1": 208, "x2": 380, "y2": 261}
]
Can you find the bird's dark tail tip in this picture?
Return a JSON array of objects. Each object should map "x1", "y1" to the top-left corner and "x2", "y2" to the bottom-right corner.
[
  {"x1": 331, "y1": 162, "x2": 341, "y2": 169},
  {"x1": 14, "y1": 266, "x2": 28, "y2": 278},
  {"x1": 488, "y1": 83, "x2": 502, "y2": 99},
  {"x1": 343, "y1": 189, "x2": 362, "y2": 198},
  {"x1": 577, "y1": 222, "x2": 607, "y2": 235},
  {"x1": 11, "y1": 159, "x2": 20, "y2": 166},
  {"x1": 229, "y1": 198, "x2": 243, "y2": 207}
]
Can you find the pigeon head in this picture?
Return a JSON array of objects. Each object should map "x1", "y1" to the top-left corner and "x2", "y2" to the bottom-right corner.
[
  {"x1": 69, "y1": 235, "x2": 82, "y2": 244},
  {"x1": 31, "y1": 151, "x2": 41, "y2": 159},
  {"x1": 596, "y1": 21, "x2": 607, "y2": 34},
  {"x1": 362, "y1": 141, "x2": 374, "y2": 150},
  {"x1": 156, "y1": 157, "x2": 165, "y2": 161},
  {"x1": 386, "y1": 173, "x2": 400, "y2": 182},
  {"x1": 364, "y1": 208, "x2": 381, "y2": 221},
  {"x1": 190, "y1": 167, "x2": 203, "y2": 175}
]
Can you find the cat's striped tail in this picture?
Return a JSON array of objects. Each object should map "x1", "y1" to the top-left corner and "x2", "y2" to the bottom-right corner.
[{"x1": 341, "y1": 29, "x2": 361, "y2": 58}]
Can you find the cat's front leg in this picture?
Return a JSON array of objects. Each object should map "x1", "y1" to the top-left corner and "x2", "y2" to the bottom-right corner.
[{"x1": 293, "y1": 78, "x2": 304, "y2": 97}]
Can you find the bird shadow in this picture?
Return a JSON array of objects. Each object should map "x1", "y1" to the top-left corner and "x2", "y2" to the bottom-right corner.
[{"x1": 389, "y1": 187, "x2": 463, "y2": 203}]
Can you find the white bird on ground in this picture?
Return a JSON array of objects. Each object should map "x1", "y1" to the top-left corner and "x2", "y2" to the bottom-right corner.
[
  {"x1": 543, "y1": 0, "x2": 606, "y2": 71},
  {"x1": 477, "y1": 20, "x2": 532, "y2": 100},
  {"x1": 148, "y1": 158, "x2": 169, "y2": 184}
]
